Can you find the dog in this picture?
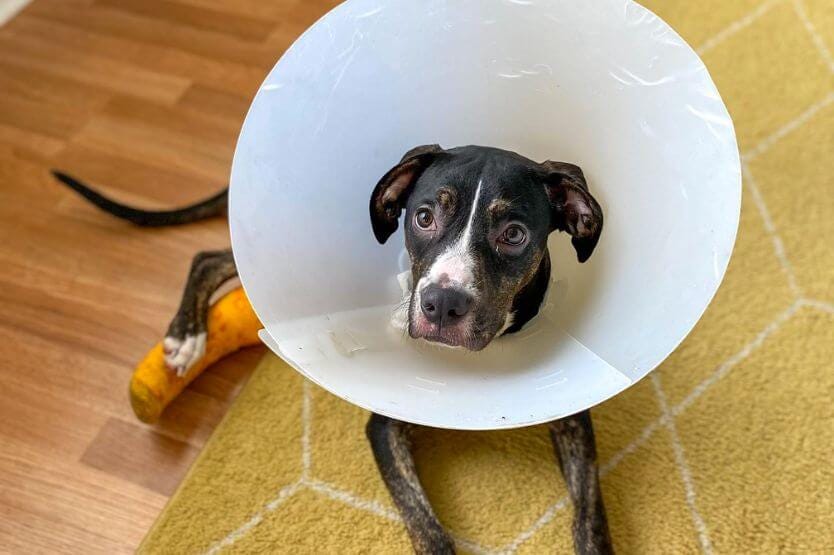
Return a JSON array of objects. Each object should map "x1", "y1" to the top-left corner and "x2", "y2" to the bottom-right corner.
[{"x1": 53, "y1": 144, "x2": 611, "y2": 554}]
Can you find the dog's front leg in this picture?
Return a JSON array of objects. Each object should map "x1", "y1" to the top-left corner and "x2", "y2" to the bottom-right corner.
[
  {"x1": 366, "y1": 413, "x2": 455, "y2": 554},
  {"x1": 548, "y1": 410, "x2": 613, "y2": 555},
  {"x1": 163, "y1": 248, "x2": 237, "y2": 375}
]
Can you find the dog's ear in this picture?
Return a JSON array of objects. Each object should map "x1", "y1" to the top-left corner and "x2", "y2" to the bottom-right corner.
[
  {"x1": 539, "y1": 161, "x2": 603, "y2": 263},
  {"x1": 370, "y1": 144, "x2": 444, "y2": 244}
]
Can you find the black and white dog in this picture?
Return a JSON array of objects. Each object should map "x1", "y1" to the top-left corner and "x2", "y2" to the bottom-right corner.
[{"x1": 53, "y1": 144, "x2": 611, "y2": 554}]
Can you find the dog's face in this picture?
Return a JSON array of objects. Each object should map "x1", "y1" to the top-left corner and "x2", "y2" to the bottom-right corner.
[{"x1": 371, "y1": 145, "x2": 602, "y2": 351}]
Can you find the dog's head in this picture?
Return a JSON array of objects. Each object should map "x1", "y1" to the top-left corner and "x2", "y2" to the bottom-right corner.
[{"x1": 370, "y1": 145, "x2": 602, "y2": 351}]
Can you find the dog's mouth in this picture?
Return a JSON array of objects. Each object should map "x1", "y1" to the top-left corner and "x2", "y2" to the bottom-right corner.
[
  {"x1": 423, "y1": 331, "x2": 475, "y2": 349},
  {"x1": 414, "y1": 329, "x2": 490, "y2": 351},
  {"x1": 408, "y1": 315, "x2": 493, "y2": 351}
]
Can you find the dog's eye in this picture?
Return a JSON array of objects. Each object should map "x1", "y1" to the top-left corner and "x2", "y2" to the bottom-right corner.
[
  {"x1": 500, "y1": 224, "x2": 527, "y2": 246},
  {"x1": 414, "y1": 208, "x2": 435, "y2": 230}
]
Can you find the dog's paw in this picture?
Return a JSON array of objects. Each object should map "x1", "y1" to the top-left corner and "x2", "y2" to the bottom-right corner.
[{"x1": 163, "y1": 332, "x2": 207, "y2": 377}]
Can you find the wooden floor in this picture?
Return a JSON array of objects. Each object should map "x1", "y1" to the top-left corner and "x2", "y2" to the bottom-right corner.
[{"x1": 0, "y1": 0, "x2": 338, "y2": 552}]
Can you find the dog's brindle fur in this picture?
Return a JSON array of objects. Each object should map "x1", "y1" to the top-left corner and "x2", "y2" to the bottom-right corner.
[{"x1": 52, "y1": 146, "x2": 612, "y2": 554}]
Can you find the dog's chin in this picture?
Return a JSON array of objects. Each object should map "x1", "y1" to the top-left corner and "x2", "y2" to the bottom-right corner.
[{"x1": 408, "y1": 316, "x2": 493, "y2": 352}]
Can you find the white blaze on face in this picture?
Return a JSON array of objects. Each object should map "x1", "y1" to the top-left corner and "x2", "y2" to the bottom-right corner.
[{"x1": 422, "y1": 178, "x2": 483, "y2": 296}]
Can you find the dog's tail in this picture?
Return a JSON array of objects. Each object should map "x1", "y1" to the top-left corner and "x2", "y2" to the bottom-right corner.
[{"x1": 51, "y1": 170, "x2": 228, "y2": 227}]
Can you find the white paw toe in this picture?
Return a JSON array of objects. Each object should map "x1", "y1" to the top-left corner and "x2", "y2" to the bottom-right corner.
[
  {"x1": 163, "y1": 332, "x2": 207, "y2": 377},
  {"x1": 163, "y1": 336, "x2": 179, "y2": 354}
]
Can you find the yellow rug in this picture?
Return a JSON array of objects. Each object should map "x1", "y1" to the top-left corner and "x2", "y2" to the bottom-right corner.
[{"x1": 140, "y1": 1, "x2": 834, "y2": 553}]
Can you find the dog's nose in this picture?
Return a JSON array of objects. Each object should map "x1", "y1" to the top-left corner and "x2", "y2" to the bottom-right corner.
[{"x1": 420, "y1": 284, "x2": 472, "y2": 326}]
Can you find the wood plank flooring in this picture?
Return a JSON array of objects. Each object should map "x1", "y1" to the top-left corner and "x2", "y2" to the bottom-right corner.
[{"x1": 0, "y1": 1, "x2": 338, "y2": 551}]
